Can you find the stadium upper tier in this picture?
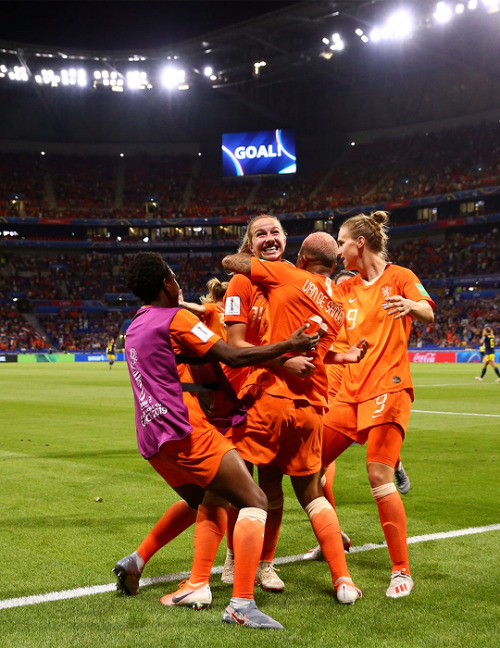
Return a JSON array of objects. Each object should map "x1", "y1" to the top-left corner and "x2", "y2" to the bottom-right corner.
[{"x1": 1, "y1": 122, "x2": 499, "y2": 226}]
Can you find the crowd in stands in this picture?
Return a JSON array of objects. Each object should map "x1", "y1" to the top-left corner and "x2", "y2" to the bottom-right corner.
[
  {"x1": 0, "y1": 304, "x2": 48, "y2": 353},
  {"x1": 1, "y1": 122, "x2": 499, "y2": 222},
  {"x1": 0, "y1": 224, "x2": 499, "y2": 353},
  {"x1": 1, "y1": 120, "x2": 499, "y2": 353}
]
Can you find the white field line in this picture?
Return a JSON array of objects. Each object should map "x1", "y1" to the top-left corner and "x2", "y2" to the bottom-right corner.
[
  {"x1": 1, "y1": 523, "x2": 499, "y2": 611},
  {"x1": 412, "y1": 409, "x2": 500, "y2": 418},
  {"x1": 413, "y1": 382, "x2": 499, "y2": 387}
]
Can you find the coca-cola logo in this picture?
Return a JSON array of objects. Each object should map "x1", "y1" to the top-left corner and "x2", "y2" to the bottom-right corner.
[{"x1": 413, "y1": 352, "x2": 436, "y2": 363}]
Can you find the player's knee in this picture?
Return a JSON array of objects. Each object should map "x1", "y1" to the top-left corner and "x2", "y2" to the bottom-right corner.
[
  {"x1": 245, "y1": 483, "x2": 268, "y2": 511},
  {"x1": 367, "y1": 462, "x2": 393, "y2": 487},
  {"x1": 371, "y1": 483, "x2": 397, "y2": 500}
]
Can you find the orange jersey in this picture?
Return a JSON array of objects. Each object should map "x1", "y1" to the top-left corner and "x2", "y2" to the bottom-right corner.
[
  {"x1": 335, "y1": 264, "x2": 435, "y2": 403},
  {"x1": 170, "y1": 308, "x2": 221, "y2": 434},
  {"x1": 201, "y1": 302, "x2": 226, "y2": 340},
  {"x1": 244, "y1": 258, "x2": 345, "y2": 409},
  {"x1": 224, "y1": 273, "x2": 267, "y2": 345},
  {"x1": 326, "y1": 325, "x2": 349, "y2": 401},
  {"x1": 223, "y1": 273, "x2": 268, "y2": 394}
]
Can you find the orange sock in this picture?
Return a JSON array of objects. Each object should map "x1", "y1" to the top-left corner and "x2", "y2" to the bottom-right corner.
[
  {"x1": 232, "y1": 507, "x2": 266, "y2": 599},
  {"x1": 321, "y1": 462, "x2": 337, "y2": 510},
  {"x1": 137, "y1": 500, "x2": 197, "y2": 564},
  {"x1": 225, "y1": 505, "x2": 238, "y2": 553},
  {"x1": 305, "y1": 497, "x2": 349, "y2": 584},
  {"x1": 189, "y1": 503, "x2": 227, "y2": 585},
  {"x1": 260, "y1": 497, "x2": 283, "y2": 562},
  {"x1": 372, "y1": 484, "x2": 410, "y2": 573}
]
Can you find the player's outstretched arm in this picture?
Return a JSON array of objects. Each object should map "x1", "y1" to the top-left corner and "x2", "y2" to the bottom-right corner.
[
  {"x1": 325, "y1": 338, "x2": 369, "y2": 365},
  {"x1": 178, "y1": 289, "x2": 207, "y2": 315},
  {"x1": 383, "y1": 296, "x2": 434, "y2": 323},
  {"x1": 222, "y1": 253, "x2": 252, "y2": 277},
  {"x1": 205, "y1": 324, "x2": 320, "y2": 369}
]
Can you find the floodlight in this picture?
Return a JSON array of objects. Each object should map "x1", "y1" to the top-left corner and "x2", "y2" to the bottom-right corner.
[
  {"x1": 468, "y1": 0, "x2": 478, "y2": 8},
  {"x1": 434, "y1": 2, "x2": 453, "y2": 23},
  {"x1": 370, "y1": 27, "x2": 382, "y2": 42},
  {"x1": 161, "y1": 65, "x2": 185, "y2": 89},
  {"x1": 386, "y1": 9, "x2": 414, "y2": 39},
  {"x1": 483, "y1": 0, "x2": 500, "y2": 13},
  {"x1": 456, "y1": 3, "x2": 465, "y2": 12},
  {"x1": 203, "y1": 66, "x2": 213, "y2": 77},
  {"x1": 329, "y1": 33, "x2": 345, "y2": 51},
  {"x1": 126, "y1": 70, "x2": 143, "y2": 89},
  {"x1": 77, "y1": 69, "x2": 86, "y2": 87},
  {"x1": 355, "y1": 28, "x2": 364, "y2": 36}
]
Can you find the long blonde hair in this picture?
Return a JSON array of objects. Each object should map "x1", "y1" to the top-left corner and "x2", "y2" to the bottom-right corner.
[
  {"x1": 200, "y1": 277, "x2": 228, "y2": 304},
  {"x1": 341, "y1": 210, "x2": 390, "y2": 260}
]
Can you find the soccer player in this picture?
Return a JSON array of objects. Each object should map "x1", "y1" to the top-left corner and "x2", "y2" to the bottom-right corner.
[
  {"x1": 307, "y1": 269, "x2": 411, "y2": 560},
  {"x1": 106, "y1": 337, "x2": 116, "y2": 369},
  {"x1": 221, "y1": 214, "x2": 316, "y2": 592},
  {"x1": 179, "y1": 277, "x2": 228, "y2": 339},
  {"x1": 116, "y1": 251, "x2": 319, "y2": 629},
  {"x1": 222, "y1": 232, "x2": 368, "y2": 606},
  {"x1": 475, "y1": 326, "x2": 500, "y2": 382},
  {"x1": 321, "y1": 210, "x2": 435, "y2": 599}
]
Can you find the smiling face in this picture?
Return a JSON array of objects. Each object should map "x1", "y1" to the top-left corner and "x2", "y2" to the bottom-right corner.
[
  {"x1": 337, "y1": 224, "x2": 360, "y2": 271},
  {"x1": 248, "y1": 216, "x2": 286, "y2": 261}
]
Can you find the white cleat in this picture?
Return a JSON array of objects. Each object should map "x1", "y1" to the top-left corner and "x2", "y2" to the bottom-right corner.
[
  {"x1": 386, "y1": 570, "x2": 414, "y2": 599},
  {"x1": 255, "y1": 561, "x2": 284, "y2": 592},
  {"x1": 334, "y1": 577, "x2": 363, "y2": 605},
  {"x1": 221, "y1": 553, "x2": 234, "y2": 585}
]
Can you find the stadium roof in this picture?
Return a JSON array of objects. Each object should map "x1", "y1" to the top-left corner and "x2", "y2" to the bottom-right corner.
[{"x1": 1, "y1": 1, "x2": 499, "y2": 143}]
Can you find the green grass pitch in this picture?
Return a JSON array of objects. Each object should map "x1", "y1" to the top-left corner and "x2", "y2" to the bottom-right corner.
[{"x1": 0, "y1": 362, "x2": 498, "y2": 648}]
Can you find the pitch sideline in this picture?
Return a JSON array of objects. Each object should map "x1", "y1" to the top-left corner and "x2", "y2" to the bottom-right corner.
[{"x1": 1, "y1": 523, "x2": 499, "y2": 611}]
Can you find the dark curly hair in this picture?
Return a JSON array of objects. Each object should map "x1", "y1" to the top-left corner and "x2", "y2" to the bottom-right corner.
[{"x1": 127, "y1": 252, "x2": 173, "y2": 303}]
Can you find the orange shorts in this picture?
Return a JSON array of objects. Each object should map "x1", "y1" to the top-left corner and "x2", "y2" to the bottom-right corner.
[
  {"x1": 322, "y1": 390, "x2": 411, "y2": 467},
  {"x1": 227, "y1": 387, "x2": 322, "y2": 476},
  {"x1": 148, "y1": 424, "x2": 235, "y2": 489}
]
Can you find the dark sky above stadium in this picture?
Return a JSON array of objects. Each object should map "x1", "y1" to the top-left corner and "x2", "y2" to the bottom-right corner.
[{"x1": 1, "y1": 1, "x2": 299, "y2": 50}]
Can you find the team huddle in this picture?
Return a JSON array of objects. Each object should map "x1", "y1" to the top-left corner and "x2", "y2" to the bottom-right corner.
[{"x1": 112, "y1": 211, "x2": 435, "y2": 630}]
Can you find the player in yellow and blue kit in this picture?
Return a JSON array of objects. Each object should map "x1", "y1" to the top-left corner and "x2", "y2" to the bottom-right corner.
[{"x1": 475, "y1": 327, "x2": 500, "y2": 382}]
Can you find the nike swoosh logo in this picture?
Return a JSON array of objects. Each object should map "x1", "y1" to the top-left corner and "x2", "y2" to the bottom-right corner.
[
  {"x1": 229, "y1": 609, "x2": 248, "y2": 625},
  {"x1": 172, "y1": 590, "x2": 195, "y2": 604},
  {"x1": 348, "y1": 298, "x2": 357, "y2": 304}
]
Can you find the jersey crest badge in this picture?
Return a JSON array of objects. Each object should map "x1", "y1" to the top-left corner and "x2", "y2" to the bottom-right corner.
[
  {"x1": 381, "y1": 285, "x2": 392, "y2": 299},
  {"x1": 225, "y1": 296, "x2": 241, "y2": 316}
]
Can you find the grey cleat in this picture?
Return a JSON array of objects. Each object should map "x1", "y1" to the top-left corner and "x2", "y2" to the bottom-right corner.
[
  {"x1": 112, "y1": 553, "x2": 142, "y2": 596},
  {"x1": 222, "y1": 598, "x2": 284, "y2": 629},
  {"x1": 395, "y1": 462, "x2": 411, "y2": 495}
]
